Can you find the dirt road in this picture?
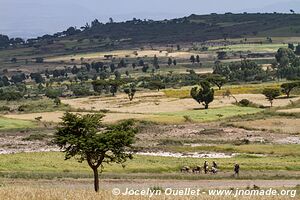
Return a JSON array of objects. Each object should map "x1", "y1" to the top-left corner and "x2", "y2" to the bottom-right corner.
[{"x1": 3, "y1": 179, "x2": 300, "y2": 190}]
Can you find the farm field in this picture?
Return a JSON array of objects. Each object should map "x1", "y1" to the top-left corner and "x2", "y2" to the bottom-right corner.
[
  {"x1": 0, "y1": 117, "x2": 36, "y2": 130},
  {"x1": 230, "y1": 117, "x2": 300, "y2": 135},
  {"x1": 4, "y1": 91, "x2": 267, "y2": 124},
  {"x1": 0, "y1": 152, "x2": 299, "y2": 178}
]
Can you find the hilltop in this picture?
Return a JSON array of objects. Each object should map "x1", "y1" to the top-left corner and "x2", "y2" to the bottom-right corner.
[{"x1": 75, "y1": 13, "x2": 300, "y2": 43}]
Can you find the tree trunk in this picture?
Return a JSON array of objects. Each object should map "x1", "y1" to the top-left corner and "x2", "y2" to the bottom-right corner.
[
  {"x1": 205, "y1": 104, "x2": 209, "y2": 109},
  {"x1": 93, "y1": 167, "x2": 99, "y2": 192}
]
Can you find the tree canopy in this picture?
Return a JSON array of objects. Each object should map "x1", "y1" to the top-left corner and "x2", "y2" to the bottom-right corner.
[
  {"x1": 191, "y1": 81, "x2": 214, "y2": 109},
  {"x1": 53, "y1": 113, "x2": 137, "y2": 192}
]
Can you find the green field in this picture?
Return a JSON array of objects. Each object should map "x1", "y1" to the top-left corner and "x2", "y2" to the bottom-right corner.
[
  {"x1": 209, "y1": 43, "x2": 286, "y2": 53},
  {"x1": 163, "y1": 82, "x2": 284, "y2": 98},
  {"x1": 147, "y1": 106, "x2": 262, "y2": 123},
  {"x1": 0, "y1": 152, "x2": 299, "y2": 179},
  {"x1": 163, "y1": 144, "x2": 300, "y2": 157},
  {"x1": 0, "y1": 117, "x2": 36, "y2": 130}
]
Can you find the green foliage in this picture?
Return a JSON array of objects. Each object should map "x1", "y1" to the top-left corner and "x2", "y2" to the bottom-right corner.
[
  {"x1": 237, "y1": 99, "x2": 260, "y2": 108},
  {"x1": 53, "y1": 113, "x2": 137, "y2": 191},
  {"x1": 54, "y1": 113, "x2": 136, "y2": 163},
  {"x1": 147, "y1": 80, "x2": 165, "y2": 91},
  {"x1": 275, "y1": 48, "x2": 300, "y2": 79},
  {"x1": 281, "y1": 82, "x2": 300, "y2": 98},
  {"x1": 124, "y1": 84, "x2": 136, "y2": 101},
  {"x1": 30, "y1": 73, "x2": 44, "y2": 84},
  {"x1": 0, "y1": 106, "x2": 10, "y2": 112},
  {"x1": 288, "y1": 43, "x2": 295, "y2": 50},
  {"x1": 262, "y1": 88, "x2": 281, "y2": 107},
  {"x1": 207, "y1": 74, "x2": 227, "y2": 90},
  {"x1": 92, "y1": 80, "x2": 122, "y2": 96},
  {"x1": 239, "y1": 99, "x2": 251, "y2": 107},
  {"x1": 70, "y1": 84, "x2": 91, "y2": 97},
  {"x1": 0, "y1": 87, "x2": 24, "y2": 101},
  {"x1": 213, "y1": 60, "x2": 268, "y2": 82},
  {"x1": 191, "y1": 81, "x2": 214, "y2": 109},
  {"x1": 54, "y1": 97, "x2": 61, "y2": 106},
  {"x1": 45, "y1": 88, "x2": 62, "y2": 99},
  {"x1": 295, "y1": 44, "x2": 300, "y2": 55}
]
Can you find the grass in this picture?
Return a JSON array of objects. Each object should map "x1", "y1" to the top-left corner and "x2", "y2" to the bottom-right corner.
[
  {"x1": 163, "y1": 82, "x2": 283, "y2": 98},
  {"x1": 208, "y1": 43, "x2": 287, "y2": 53},
  {"x1": 0, "y1": 152, "x2": 299, "y2": 178},
  {"x1": 163, "y1": 144, "x2": 300, "y2": 157},
  {"x1": 147, "y1": 106, "x2": 262, "y2": 123},
  {"x1": 0, "y1": 117, "x2": 36, "y2": 130},
  {"x1": 22, "y1": 133, "x2": 49, "y2": 141},
  {"x1": 0, "y1": 187, "x2": 295, "y2": 200},
  {"x1": 0, "y1": 98, "x2": 71, "y2": 114}
]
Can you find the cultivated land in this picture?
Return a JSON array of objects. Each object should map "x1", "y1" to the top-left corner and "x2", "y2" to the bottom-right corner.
[{"x1": 1, "y1": 13, "x2": 300, "y2": 199}]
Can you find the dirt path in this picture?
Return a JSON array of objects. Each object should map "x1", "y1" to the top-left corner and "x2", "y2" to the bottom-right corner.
[{"x1": 3, "y1": 179, "x2": 300, "y2": 190}]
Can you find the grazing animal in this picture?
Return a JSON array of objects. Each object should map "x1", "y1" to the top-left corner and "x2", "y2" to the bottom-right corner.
[
  {"x1": 192, "y1": 166, "x2": 201, "y2": 173},
  {"x1": 181, "y1": 166, "x2": 190, "y2": 173},
  {"x1": 211, "y1": 167, "x2": 218, "y2": 174}
]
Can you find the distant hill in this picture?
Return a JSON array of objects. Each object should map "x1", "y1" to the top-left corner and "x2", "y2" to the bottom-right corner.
[
  {"x1": 2, "y1": 13, "x2": 300, "y2": 53},
  {"x1": 74, "y1": 13, "x2": 300, "y2": 44}
]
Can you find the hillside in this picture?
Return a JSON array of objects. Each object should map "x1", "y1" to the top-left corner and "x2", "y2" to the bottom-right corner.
[
  {"x1": 1, "y1": 13, "x2": 300, "y2": 66},
  {"x1": 76, "y1": 13, "x2": 300, "y2": 43}
]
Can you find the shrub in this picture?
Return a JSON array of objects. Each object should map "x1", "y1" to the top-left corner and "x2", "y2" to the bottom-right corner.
[
  {"x1": 0, "y1": 106, "x2": 10, "y2": 112},
  {"x1": 45, "y1": 88, "x2": 62, "y2": 99},
  {"x1": 0, "y1": 88, "x2": 24, "y2": 101},
  {"x1": 239, "y1": 99, "x2": 251, "y2": 107}
]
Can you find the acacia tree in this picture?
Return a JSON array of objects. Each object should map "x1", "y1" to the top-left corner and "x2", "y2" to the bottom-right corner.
[
  {"x1": 191, "y1": 81, "x2": 214, "y2": 109},
  {"x1": 207, "y1": 75, "x2": 227, "y2": 90},
  {"x1": 262, "y1": 88, "x2": 281, "y2": 107},
  {"x1": 53, "y1": 113, "x2": 136, "y2": 192},
  {"x1": 148, "y1": 80, "x2": 165, "y2": 91},
  {"x1": 124, "y1": 84, "x2": 136, "y2": 101},
  {"x1": 281, "y1": 82, "x2": 299, "y2": 98}
]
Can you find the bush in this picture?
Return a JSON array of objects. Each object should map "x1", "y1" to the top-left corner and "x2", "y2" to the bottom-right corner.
[
  {"x1": 0, "y1": 88, "x2": 24, "y2": 101},
  {"x1": 0, "y1": 106, "x2": 10, "y2": 112},
  {"x1": 18, "y1": 105, "x2": 29, "y2": 112},
  {"x1": 45, "y1": 88, "x2": 62, "y2": 99},
  {"x1": 71, "y1": 85, "x2": 91, "y2": 97},
  {"x1": 239, "y1": 99, "x2": 251, "y2": 107}
]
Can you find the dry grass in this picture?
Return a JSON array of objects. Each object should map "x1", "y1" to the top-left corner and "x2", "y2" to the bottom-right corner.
[
  {"x1": 5, "y1": 112, "x2": 148, "y2": 124},
  {"x1": 62, "y1": 92, "x2": 298, "y2": 112},
  {"x1": 46, "y1": 50, "x2": 207, "y2": 62},
  {"x1": 231, "y1": 117, "x2": 300, "y2": 134},
  {"x1": 4, "y1": 91, "x2": 265, "y2": 124},
  {"x1": 277, "y1": 108, "x2": 300, "y2": 113},
  {"x1": 0, "y1": 187, "x2": 295, "y2": 200}
]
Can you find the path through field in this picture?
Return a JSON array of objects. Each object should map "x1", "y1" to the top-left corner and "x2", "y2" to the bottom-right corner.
[{"x1": 3, "y1": 179, "x2": 300, "y2": 190}]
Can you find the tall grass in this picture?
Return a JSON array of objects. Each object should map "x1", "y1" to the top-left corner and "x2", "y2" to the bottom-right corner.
[{"x1": 163, "y1": 82, "x2": 283, "y2": 98}]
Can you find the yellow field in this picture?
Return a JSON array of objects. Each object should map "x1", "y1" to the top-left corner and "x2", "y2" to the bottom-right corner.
[
  {"x1": 231, "y1": 117, "x2": 300, "y2": 135},
  {"x1": 46, "y1": 50, "x2": 210, "y2": 62},
  {"x1": 5, "y1": 89, "x2": 299, "y2": 124}
]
